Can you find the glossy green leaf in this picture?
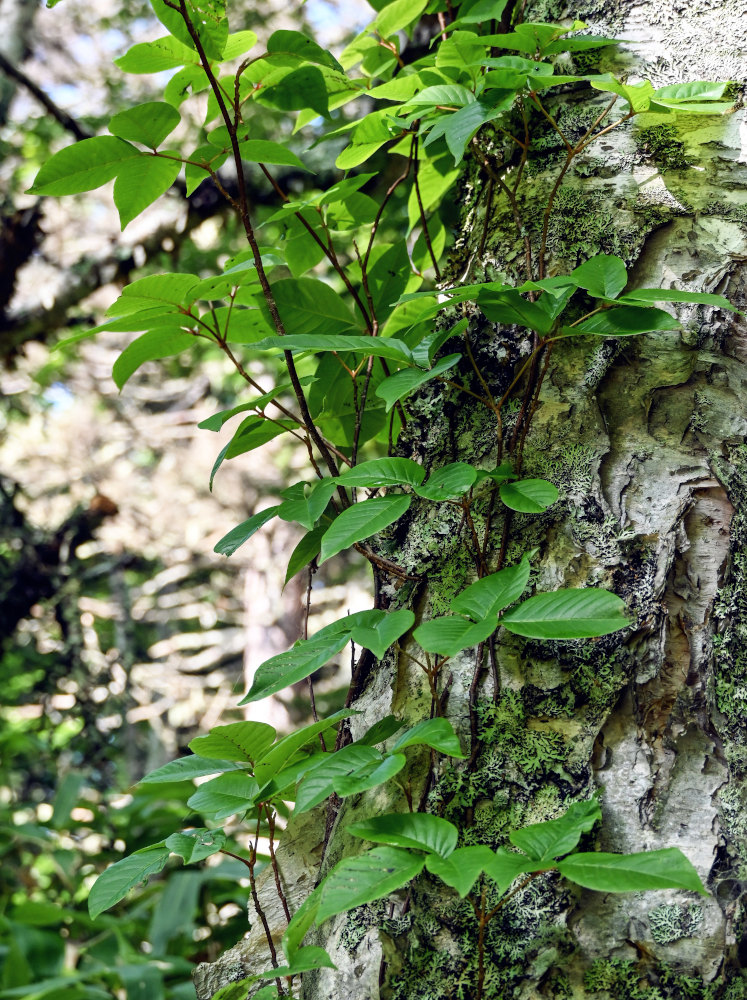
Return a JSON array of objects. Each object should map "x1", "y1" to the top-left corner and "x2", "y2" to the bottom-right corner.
[
  {"x1": 253, "y1": 334, "x2": 413, "y2": 364},
  {"x1": 278, "y1": 479, "x2": 339, "y2": 531},
  {"x1": 138, "y1": 755, "x2": 243, "y2": 784},
  {"x1": 221, "y1": 29, "x2": 258, "y2": 60},
  {"x1": 259, "y1": 945, "x2": 336, "y2": 978},
  {"x1": 239, "y1": 634, "x2": 350, "y2": 704},
  {"x1": 319, "y1": 494, "x2": 412, "y2": 563},
  {"x1": 188, "y1": 721, "x2": 276, "y2": 763},
  {"x1": 618, "y1": 287, "x2": 743, "y2": 314},
  {"x1": 28, "y1": 136, "x2": 140, "y2": 195},
  {"x1": 186, "y1": 772, "x2": 260, "y2": 821},
  {"x1": 335, "y1": 458, "x2": 425, "y2": 489},
  {"x1": 213, "y1": 979, "x2": 264, "y2": 1000},
  {"x1": 333, "y1": 753, "x2": 406, "y2": 797},
  {"x1": 477, "y1": 287, "x2": 554, "y2": 334},
  {"x1": 400, "y1": 84, "x2": 475, "y2": 109},
  {"x1": 267, "y1": 28, "x2": 342, "y2": 71},
  {"x1": 294, "y1": 745, "x2": 382, "y2": 814},
  {"x1": 571, "y1": 254, "x2": 627, "y2": 300},
  {"x1": 317, "y1": 847, "x2": 424, "y2": 923},
  {"x1": 224, "y1": 416, "x2": 296, "y2": 459},
  {"x1": 283, "y1": 885, "x2": 322, "y2": 960},
  {"x1": 109, "y1": 102, "x2": 180, "y2": 148},
  {"x1": 165, "y1": 828, "x2": 227, "y2": 864},
  {"x1": 348, "y1": 812, "x2": 458, "y2": 857},
  {"x1": 501, "y1": 588, "x2": 630, "y2": 639},
  {"x1": 415, "y1": 462, "x2": 478, "y2": 500},
  {"x1": 425, "y1": 845, "x2": 502, "y2": 897},
  {"x1": 483, "y1": 847, "x2": 537, "y2": 891},
  {"x1": 89, "y1": 845, "x2": 170, "y2": 918},
  {"x1": 109, "y1": 272, "x2": 200, "y2": 313},
  {"x1": 414, "y1": 614, "x2": 496, "y2": 657},
  {"x1": 151, "y1": 0, "x2": 227, "y2": 61},
  {"x1": 509, "y1": 800, "x2": 602, "y2": 861},
  {"x1": 391, "y1": 717, "x2": 465, "y2": 758},
  {"x1": 271, "y1": 276, "x2": 357, "y2": 335},
  {"x1": 113, "y1": 154, "x2": 182, "y2": 228},
  {"x1": 499, "y1": 478, "x2": 559, "y2": 513},
  {"x1": 374, "y1": 0, "x2": 428, "y2": 36},
  {"x1": 112, "y1": 329, "x2": 195, "y2": 388},
  {"x1": 589, "y1": 75, "x2": 654, "y2": 112},
  {"x1": 375, "y1": 354, "x2": 461, "y2": 412},
  {"x1": 451, "y1": 0, "x2": 509, "y2": 26},
  {"x1": 237, "y1": 139, "x2": 310, "y2": 171},
  {"x1": 572, "y1": 305, "x2": 680, "y2": 337},
  {"x1": 213, "y1": 505, "x2": 281, "y2": 557},
  {"x1": 652, "y1": 80, "x2": 727, "y2": 104},
  {"x1": 349, "y1": 608, "x2": 415, "y2": 659},
  {"x1": 115, "y1": 36, "x2": 198, "y2": 73},
  {"x1": 557, "y1": 848, "x2": 707, "y2": 894},
  {"x1": 451, "y1": 555, "x2": 531, "y2": 621},
  {"x1": 254, "y1": 709, "x2": 354, "y2": 787},
  {"x1": 284, "y1": 523, "x2": 326, "y2": 586},
  {"x1": 259, "y1": 66, "x2": 329, "y2": 118}
]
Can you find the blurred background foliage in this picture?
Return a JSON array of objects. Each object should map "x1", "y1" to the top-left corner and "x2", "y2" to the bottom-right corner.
[{"x1": 0, "y1": 0, "x2": 461, "y2": 994}]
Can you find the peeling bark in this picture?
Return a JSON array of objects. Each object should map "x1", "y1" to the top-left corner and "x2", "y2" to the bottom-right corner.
[{"x1": 194, "y1": 2, "x2": 747, "y2": 998}]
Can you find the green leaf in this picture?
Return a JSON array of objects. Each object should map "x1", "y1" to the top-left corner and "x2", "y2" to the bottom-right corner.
[
  {"x1": 237, "y1": 139, "x2": 310, "y2": 171},
  {"x1": 165, "y1": 828, "x2": 227, "y2": 864},
  {"x1": 335, "y1": 458, "x2": 425, "y2": 489},
  {"x1": 113, "y1": 154, "x2": 182, "y2": 229},
  {"x1": 184, "y1": 143, "x2": 228, "y2": 195},
  {"x1": 483, "y1": 847, "x2": 537, "y2": 891},
  {"x1": 186, "y1": 772, "x2": 260, "y2": 821},
  {"x1": 254, "y1": 709, "x2": 354, "y2": 786},
  {"x1": 349, "y1": 608, "x2": 415, "y2": 659},
  {"x1": 652, "y1": 80, "x2": 727, "y2": 104},
  {"x1": 222, "y1": 29, "x2": 258, "y2": 59},
  {"x1": 284, "y1": 523, "x2": 326, "y2": 586},
  {"x1": 259, "y1": 66, "x2": 329, "y2": 118},
  {"x1": 499, "y1": 478, "x2": 559, "y2": 514},
  {"x1": 375, "y1": 354, "x2": 461, "y2": 412},
  {"x1": 267, "y1": 29, "x2": 342, "y2": 71},
  {"x1": 572, "y1": 305, "x2": 680, "y2": 337},
  {"x1": 139, "y1": 755, "x2": 243, "y2": 784},
  {"x1": 415, "y1": 462, "x2": 478, "y2": 500},
  {"x1": 501, "y1": 588, "x2": 630, "y2": 639},
  {"x1": 401, "y1": 84, "x2": 475, "y2": 109},
  {"x1": 333, "y1": 753, "x2": 406, "y2": 797},
  {"x1": 151, "y1": 0, "x2": 227, "y2": 61},
  {"x1": 188, "y1": 721, "x2": 276, "y2": 763},
  {"x1": 317, "y1": 846, "x2": 425, "y2": 923},
  {"x1": 278, "y1": 480, "x2": 339, "y2": 531},
  {"x1": 28, "y1": 136, "x2": 139, "y2": 195},
  {"x1": 239, "y1": 634, "x2": 349, "y2": 704},
  {"x1": 225, "y1": 416, "x2": 296, "y2": 459},
  {"x1": 589, "y1": 75, "x2": 654, "y2": 112},
  {"x1": 259, "y1": 946, "x2": 336, "y2": 977},
  {"x1": 253, "y1": 334, "x2": 413, "y2": 364},
  {"x1": 110, "y1": 272, "x2": 200, "y2": 313},
  {"x1": 557, "y1": 848, "x2": 707, "y2": 894},
  {"x1": 391, "y1": 718, "x2": 465, "y2": 758},
  {"x1": 109, "y1": 102, "x2": 180, "y2": 148},
  {"x1": 213, "y1": 506, "x2": 281, "y2": 557},
  {"x1": 414, "y1": 615, "x2": 496, "y2": 657},
  {"x1": 283, "y1": 885, "x2": 322, "y2": 960},
  {"x1": 451, "y1": 0, "x2": 509, "y2": 26},
  {"x1": 88, "y1": 845, "x2": 170, "y2": 918},
  {"x1": 115, "y1": 36, "x2": 198, "y2": 73},
  {"x1": 348, "y1": 812, "x2": 458, "y2": 857},
  {"x1": 425, "y1": 845, "x2": 503, "y2": 897},
  {"x1": 571, "y1": 254, "x2": 627, "y2": 300},
  {"x1": 294, "y1": 745, "x2": 382, "y2": 814},
  {"x1": 374, "y1": 0, "x2": 428, "y2": 36},
  {"x1": 618, "y1": 287, "x2": 742, "y2": 314},
  {"x1": 320, "y1": 494, "x2": 411, "y2": 563},
  {"x1": 272, "y1": 276, "x2": 357, "y2": 335},
  {"x1": 112, "y1": 329, "x2": 195, "y2": 388},
  {"x1": 358, "y1": 715, "x2": 403, "y2": 746},
  {"x1": 451, "y1": 555, "x2": 531, "y2": 621},
  {"x1": 509, "y1": 800, "x2": 602, "y2": 861},
  {"x1": 477, "y1": 288, "x2": 554, "y2": 334},
  {"x1": 212, "y1": 979, "x2": 264, "y2": 1000},
  {"x1": 431, "y1": 97, "x2": 516, "y2": 165}
]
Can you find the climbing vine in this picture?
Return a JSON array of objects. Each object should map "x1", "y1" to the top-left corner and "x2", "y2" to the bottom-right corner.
[{"x1": 30, "y1": 0, "x2": 740, "y2": 996}]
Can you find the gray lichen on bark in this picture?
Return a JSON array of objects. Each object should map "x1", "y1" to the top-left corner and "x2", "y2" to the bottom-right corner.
[{"x1": 194, "y1": 3, "x2": 747, "y2": 998}]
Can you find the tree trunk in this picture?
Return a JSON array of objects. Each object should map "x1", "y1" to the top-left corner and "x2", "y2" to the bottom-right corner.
[{"x1": 194, "y1": 2, "x2": 747, "y2": 997}]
